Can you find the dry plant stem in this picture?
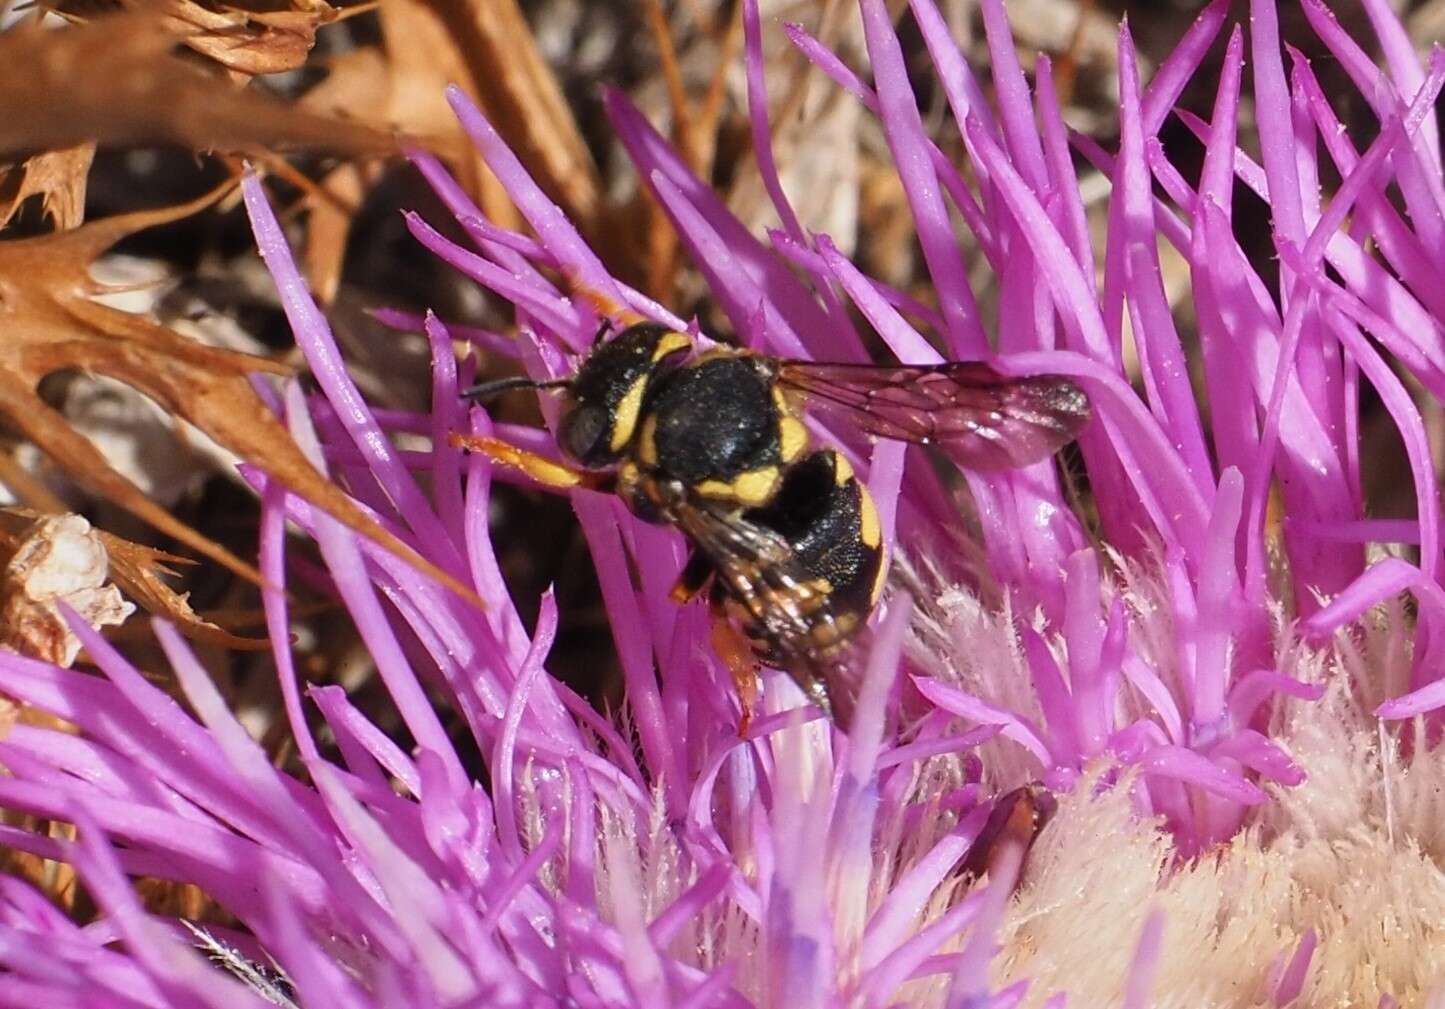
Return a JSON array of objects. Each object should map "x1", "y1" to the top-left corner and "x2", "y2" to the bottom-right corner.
[
  {"x1": 0, "y1": 450, "x2": 69, "y2": 515},
  {"x1": 698, "y1": 3, "x2": 745, "y2": 176},
  {"x1": 376, "y1": 0, "x2": 520, "y2": 229},
  {"x1": 640, "y1": 0, "x2": 744, "y2": 297},
  {"x1": 645, "y1": 0, "x2": 706, "y2": 175},
  {"x1": 424, "y1": 0, "x2": 601, "y2": 226},
  {"x1": 1051, "y1": 0, "x2": 1099, "y2": 104}
]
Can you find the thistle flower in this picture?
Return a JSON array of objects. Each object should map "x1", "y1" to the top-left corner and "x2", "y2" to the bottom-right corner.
[{"x1": 0, "y1": 1, "x2": 1441, "y2": 1006}]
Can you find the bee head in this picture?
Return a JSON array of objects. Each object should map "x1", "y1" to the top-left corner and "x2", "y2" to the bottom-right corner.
[{"x1": 556, "y1": 323, "x2": 693, "y2": 466}]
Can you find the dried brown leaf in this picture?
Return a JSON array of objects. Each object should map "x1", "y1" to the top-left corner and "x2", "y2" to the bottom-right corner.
[
  {"x1": 302, "y1": 46, "x2": 394, "y2": 126},
  {"x1": 129, "y1": 0, "x2": 338, "y2": 76},
  {"x1": 0, "y1": 182, "x2": 480, "y2": 607},
  {"x1": 0, "y1": 144, "x2": 95, "y2": 231},
  {"x1": 0, "y1": 15, "x2": 395, "y2": 160},
  {"x1": 0, "y1": 499, "x2": 260, "y2": 658},
  {"x1": 96, "y1": 530, "x2": 266, "y2": 650},
  {"x1": 293, "y1": 16, "x2": 523, "y2": 294}
]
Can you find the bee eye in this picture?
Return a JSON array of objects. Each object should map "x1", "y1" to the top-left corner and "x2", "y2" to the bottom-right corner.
[{"x1": 558, "y1": 403, "x2": 610, "y2": 464}]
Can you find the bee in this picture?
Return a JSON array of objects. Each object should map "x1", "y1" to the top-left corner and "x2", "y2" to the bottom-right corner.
[{"x1": 452, "y1": 316, "x2": 1090, "y2": 724}]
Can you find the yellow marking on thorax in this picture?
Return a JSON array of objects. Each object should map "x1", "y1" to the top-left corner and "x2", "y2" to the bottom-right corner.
[
  {"x1": 637, "y1": 414, "x2": 660, "y2": 466},
  {"x1": 695, "y1": 466, "x2": 781, "y2": 506},
  {"x1": 832, "y1": 452, "x2": 855, "y2": 485},
  {"x1": 869, "y1": 549, "x2": 891, "y2": 605},
  {"x1": 858, "y1": 484, "x2": 882, "y2": 548},
  {"x1": 609, "y1": 375, "x2": 650, "y2": 452},
  {"x1": 653, "y1": 331, "x2": 694, "y2": 360},
  {"x1": 771, "y1": 387, "x2": 809, "y2": 463},
  {"x1": 779, "y1": 417, "x2": 809, "y2": 463}
]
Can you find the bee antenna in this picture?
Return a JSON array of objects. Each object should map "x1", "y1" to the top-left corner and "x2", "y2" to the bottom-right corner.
[{"x1": 460, "y1": 375, "x2": 569, "y2": 402}]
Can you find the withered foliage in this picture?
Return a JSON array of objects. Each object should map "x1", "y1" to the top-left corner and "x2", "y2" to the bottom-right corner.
[
  {"x1": 0, "y1": 505, "x2": 257, "y2": 660},
  {"x1": 0, "y1": 14, "x2": 394, "y2": 159},
  {"x1": 95, "y1": 529, "x2": 267, "y2": 650},
  {"x1": 294, "y1": 0, "x2": 605, "y2": 300},
  {"x1": 0, "y1": 144, "x2": 95, "y2": 231},
  {"x1": 0, "y1": 0, "x2": 807, "y2": 928},
  {"x1": 425, "y1": 0, "x2": 600, "y2": 225},
  {"x1": 114, "y1": 0, "x2": 344, "y2": 77},
  {"x1": 0, "y1": 181, "x2": 477, "y2": 602},
  {"x1": 0, "y1": 509, "x2": 133, "y2": 666},
  {"x1": 0, "y1": 0, "x2": 842, "y2": 678},
  {"x1": 0, "y1": 7, "x2": 516, "y2": 633}
]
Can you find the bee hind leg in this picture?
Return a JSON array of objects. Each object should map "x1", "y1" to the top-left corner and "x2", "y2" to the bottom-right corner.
[
  {"x1": 448, "y1": 434, "x2": 611, "y2": 492},
  {"x1": 796, "y1": 671, "x2": 834, "y2": 722},
  {"x1": 708, "y1": 609, "x2": 760, "y2": 738},
  {"x1": 670, "y1": 551, "x2": 714, "y2": 604}
]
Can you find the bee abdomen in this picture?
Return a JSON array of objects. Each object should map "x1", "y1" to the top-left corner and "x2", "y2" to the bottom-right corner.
[{"x1": 741, "y1": 448, "x2": 888, "y2": 658}]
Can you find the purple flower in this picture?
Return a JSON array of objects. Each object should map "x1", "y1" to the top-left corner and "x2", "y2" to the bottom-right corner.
[{"x1": 0, "y1": 0, "x2": 1440, "y2": 1005}]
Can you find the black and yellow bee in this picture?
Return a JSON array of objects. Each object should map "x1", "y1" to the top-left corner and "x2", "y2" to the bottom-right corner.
[{"x1": 453, "y1": 315, "x2": 1090, "y2": 723}]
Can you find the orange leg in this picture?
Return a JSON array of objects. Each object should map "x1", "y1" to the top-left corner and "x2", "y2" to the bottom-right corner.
[
  {"x1": 710, "y1": 612, "x2": 760, "y2": 737},
  {"x1": 448, "y1": 434, "x2": 610, "y2": 492},
  {"x1": 565, "y1": 273, "x2": 650, "y2": 329},
  {"x1": 670, "y1": 551, "x2": 714, "y2": 605}
]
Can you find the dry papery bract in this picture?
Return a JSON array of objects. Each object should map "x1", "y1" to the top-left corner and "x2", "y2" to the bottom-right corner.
[
  {"x1": 0, "y1": 510, "x2": 132, "y2": 666},
  {"x1": 0, "y1": 505, "x2": 257, "y2": 664}
]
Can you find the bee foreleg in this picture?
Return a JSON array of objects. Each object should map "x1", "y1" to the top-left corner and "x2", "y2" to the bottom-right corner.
[
  {"x1": 448, "y1": 433, "x2": 612, "y2": 492},
  {"x1": 797, "y1": 671, "x2": 834, "y2": 722},
  {"x1": 564, "y1": 273, "x2": 649, "y2": 329}
]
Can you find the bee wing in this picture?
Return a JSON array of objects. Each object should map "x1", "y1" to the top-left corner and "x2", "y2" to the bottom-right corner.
[
  {"x1": 775, "y1": 360, "x2": 1091, "y2": 470},
  {"x1": 672, "y1": 498, "x2": 839, "y2": 661}
]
